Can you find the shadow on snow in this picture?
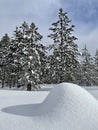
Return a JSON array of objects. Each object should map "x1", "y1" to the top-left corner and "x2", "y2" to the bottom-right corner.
[{"x1": 2, "y1": 103, "x2": 43, "y2": 117}]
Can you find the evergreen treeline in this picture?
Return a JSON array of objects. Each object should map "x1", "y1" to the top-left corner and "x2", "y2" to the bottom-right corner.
[{"x1": 0, "y1": 8, "x2": 98, "y2": 90}]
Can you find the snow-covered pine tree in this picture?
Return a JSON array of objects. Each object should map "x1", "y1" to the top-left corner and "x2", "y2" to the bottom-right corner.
[
  {"x1": 6, "y1": 24, "x2": 21, "y2": 88},
  {"x1": 0, "y1": 34, "x2": 11, "y2": 88},
  {"x1": 80, "y1": 45, "x2": 95, "y2": 86},
  {"x1": 93, "y1": 49, "x2": 98, "y2": 85},
  {"x1": 48, "y1": 8, "x2": 79, "y2": 83},
  {"x1": 12, "y1": 21, "x2": 45, "y2": 90},
  {"x1": 22, "y1": 22, "x2": 43, "y2": 90},
  {"x1": 9, "y1": 22, "x2": 29, "y2": 87},
  {"x1": 6, "y1": 48, "x2": 17, "y2": 88}
]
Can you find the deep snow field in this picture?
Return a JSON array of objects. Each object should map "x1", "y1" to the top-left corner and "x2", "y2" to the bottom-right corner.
[{"x1": 0, "y1": 83, "x2": 98, "y2": 130}]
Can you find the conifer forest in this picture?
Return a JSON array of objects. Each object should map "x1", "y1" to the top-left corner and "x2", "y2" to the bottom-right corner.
[{"x1": 0, "y1": 8, "x2": 98, "y2": 90}]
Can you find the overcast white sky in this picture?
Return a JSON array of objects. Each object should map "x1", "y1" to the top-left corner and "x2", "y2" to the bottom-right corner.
[{"x1": 0, "y1": 0, "x2": 98, "y2": 54}]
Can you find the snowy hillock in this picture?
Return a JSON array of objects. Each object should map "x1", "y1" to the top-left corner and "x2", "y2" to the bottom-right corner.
[
  {"x1": 33, "y1": 83, "x2": 98, "y2": 130},
  {"x1": 1, "y1": 83, "x2": 98, "y2": 130}
]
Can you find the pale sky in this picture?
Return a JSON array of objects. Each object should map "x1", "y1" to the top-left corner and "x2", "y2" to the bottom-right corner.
[{"x1": 0, "y1": 0, "x2": 98, "y2": 54}]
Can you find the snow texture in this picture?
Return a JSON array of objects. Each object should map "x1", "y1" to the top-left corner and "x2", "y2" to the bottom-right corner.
[{"x1": 0, "y1": 83, "x2": 98, "y2": 130}]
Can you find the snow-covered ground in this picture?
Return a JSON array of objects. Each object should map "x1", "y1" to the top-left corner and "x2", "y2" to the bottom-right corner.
[
  {"x1": 85, "y1": 86, "x2": 98, "y2": 100},
  {"x1": 0, "y1": 83, "x2": 98, "y2": 130}
]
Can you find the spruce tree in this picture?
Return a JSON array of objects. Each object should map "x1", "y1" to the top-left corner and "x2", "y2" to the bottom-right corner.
[
  {"x1": 11, "y1": 21, "x2": 45, "y2": 90},
  {"x1": 0, "y1": 34, "x2": 11, "y2": 88},
  {"x1": 10, "y1": 24, "x2": 29, "y2": 87},
  {"x1": 48, "y1": 8, "x2": 79, "y2": 83},
  {"x1": 80, "y1": 45, "x2": 95, "y2": 86},
  {"x1": 94, "y1": 49, "x2": 98, "y2": 85}
]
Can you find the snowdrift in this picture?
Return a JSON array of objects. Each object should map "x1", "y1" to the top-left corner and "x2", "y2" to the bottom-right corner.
[
  {"x1": 25, "y1": 83, "x2": 98, "y2": 130},
  {"x1": 1, "y1": 83, "x2": 98, "y2": 130}
]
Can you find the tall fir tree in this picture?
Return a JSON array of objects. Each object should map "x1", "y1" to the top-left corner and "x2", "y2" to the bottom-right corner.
[
  {"x1": 80, "y1": 45, "x2": 95, "y2": 86},
  {"x1": 11, "y1": 21, "x2": 46, "y2": 90},
  {"x1": 93, "y1": 49, "x2": 98, "y2": 85},
  {"x1": 48, "y1": 8, "x2": 79, "y2": 83},
  {"x1": 0, "y1": 34, "x2": 11, "y2": 88}
]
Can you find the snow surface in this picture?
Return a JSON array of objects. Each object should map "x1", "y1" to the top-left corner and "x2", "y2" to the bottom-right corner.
[
  {"x1": 85, "y1": 87, "x2": 98, "y2": 100},
  {"x1": 0, "y1": 83, "x2": 98, "y2": 130}
]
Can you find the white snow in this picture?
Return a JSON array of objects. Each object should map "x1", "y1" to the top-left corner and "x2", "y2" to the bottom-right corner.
[
  {"x1": 0, "y1": 83, "x2": 98, "y2": 130},
  {"x1": 85, "y1": 87, "x2": 98, "y2": 100},
  {"x1": 29, "y1": 56, "x2": 33, "y2": 60}
]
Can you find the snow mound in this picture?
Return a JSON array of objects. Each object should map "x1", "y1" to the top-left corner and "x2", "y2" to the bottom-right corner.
[
  {"x1": 33, "y1": 83, "x2": 98, "y2": 130},
  {"x1": 1, "y1": 83, "x2": 98, "y2": 130}
]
